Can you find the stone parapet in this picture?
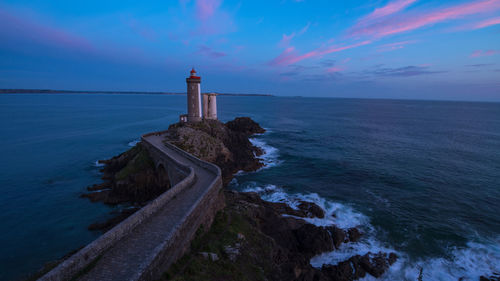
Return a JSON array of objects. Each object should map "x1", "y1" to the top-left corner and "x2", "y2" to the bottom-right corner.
[{"x1": 39, "y1": 129, "x2": 224, "y2": 281}]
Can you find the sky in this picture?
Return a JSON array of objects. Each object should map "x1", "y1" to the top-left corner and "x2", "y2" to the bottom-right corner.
[{"x1": 0, "y1": 0, "x2": 499, "y2": 101}]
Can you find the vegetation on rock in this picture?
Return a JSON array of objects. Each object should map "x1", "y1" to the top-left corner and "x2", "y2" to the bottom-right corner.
[
  {"x1": 163, "y1": 191, "x2": 398, "y2": 281},
  {"x1": 166, "y1": 117, "x2": 265, "y2": 186}
]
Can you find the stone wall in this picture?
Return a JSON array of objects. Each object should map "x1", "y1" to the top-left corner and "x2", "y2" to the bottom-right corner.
[{"x1": 39, "y1": 131, "x2": 224, "y2": 281}]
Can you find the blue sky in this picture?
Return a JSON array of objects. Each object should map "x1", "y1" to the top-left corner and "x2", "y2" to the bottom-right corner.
[{"x1": 1, "y1": 0, "x2": 499, "y2": 101}]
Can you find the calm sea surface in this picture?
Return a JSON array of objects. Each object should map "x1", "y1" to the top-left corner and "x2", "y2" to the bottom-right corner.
[{"x1": 1, "y1": 94, "x2": 499, "y2": 280}]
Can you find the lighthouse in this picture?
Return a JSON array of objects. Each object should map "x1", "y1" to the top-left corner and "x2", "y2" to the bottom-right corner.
[{"x1": 185, "y1": 68, "x2": 202, "y2": 122}]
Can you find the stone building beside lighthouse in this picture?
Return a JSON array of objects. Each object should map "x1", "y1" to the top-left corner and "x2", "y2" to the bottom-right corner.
[
  {"x1": 180, "y1": 68, "x2": 217, "y2": 123},
  {"x1": 203, "y1": 93, "x2": 217, "y2": 120}
]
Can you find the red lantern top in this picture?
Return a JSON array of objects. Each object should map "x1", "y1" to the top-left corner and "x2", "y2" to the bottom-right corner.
[{"x1": 189, "y1": 68, "x2": 200, "y2": 79}]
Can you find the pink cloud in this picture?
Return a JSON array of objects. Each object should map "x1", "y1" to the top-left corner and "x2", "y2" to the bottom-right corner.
[
  {"x1": 0, "y1": 8, "x2": 93, "y2": 52},
  {"x1": 298, "y1": 22, "x2": 311, "y2": 36},
  {"x1": 470, "y1": 49, "x2": 500, "y2": 57},
  {"x1": 327, "y1": 66, "x2": 344, "y2": 73},
  {"x1": 196, "y1": 0, "x2": 222, "y2": 21},
  {"x1": 475, "y1": 17, "x2": 500, "y2": 28},
  {"x1": 377, "y1": 40, "x2": 417, "y2": 52},
  {"x1": 269, "y1": 41, "x2": 371, "y2": 66},
  {"x1": 278, "y1": 23, "x2": 310, "y2": 47},
  {"x1": 359, "y1": 0, "x2": 417, "y2": 23},
  {"x1": 351, "y1": 0, "x2": 500, "y2": 38},
  {"x1": 279, "y1": 32, "x2": 296, "y2": 47}
]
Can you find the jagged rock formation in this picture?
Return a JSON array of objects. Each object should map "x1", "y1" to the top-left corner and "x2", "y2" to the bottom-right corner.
[
  {"x1": 82, "y1": 117, "x2": 265, "y2": 230},
  {"x1": 165, "y1": 117, "x2": 265, "y2": 186},
  {"x1": 82, "y1": 143, "x2": 170, "y2": 205},
  {"x1": 163, "y1": 191, "x2": 397, "y2": 281},
  {"x1": 81, "y1": 144, "x2": 171, "y2": 231},
  {"x1": 81, "y1": 117, "x2": 398, "y2": 280}
]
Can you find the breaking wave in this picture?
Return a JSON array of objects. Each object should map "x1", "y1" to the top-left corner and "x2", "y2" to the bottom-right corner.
[
  {"x1": 237, "y1": 182, "x2": 500, "y2": 280},
  {"x1": 249, "y1": 137, "x2": 282, "y2": 169},
  {"x1": 128, "y1": 139, "x2": 140, "y2": 147}
]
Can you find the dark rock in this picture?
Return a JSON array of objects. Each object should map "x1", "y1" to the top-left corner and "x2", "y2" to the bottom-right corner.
[
  {"x1": 83, "y1": 143, "x2": 171, "y2": 205},
  {"x1": 87, "y1": 182, "x2": 111, "y2": 191},
  {"x1": 320, "y1": 252, "x2": 397, "y2": 280},
  {"x1": 322, "y1": 257, "x2": 367, "y2": 280},
  {"x1": 327, "y1": 226, "x2": 346, "y2": 249},
  {"x1": 480, "y1": 275, "x2": 500, "y2": 281},
  {"x1": 298, "y1": 201, "x2": 325, "y2": 218},
  {"x1": 294, "y1": 224, "x2": 334, "y2": 259},
  {"x1": 388, "y1": 252, "x2": 398, "y2": 265},
  {"x1": 347, "y1": 228, "x2": 362, "y2": 242},
  {"x1": 225, "y1": 117, "x2": 266, "y2": 135},
  {"x1": 359, "y1": 252, "x2": 398, "y2": 278},
  {"x1": 166, "y1": 118, "x2": 265, "y2": 186},
  {"x1": 166, "y1": 190, "x2": 400, "y2": 281},
  {"x1": 80, "y1": 189, "x2": 111, "y2": 203}
]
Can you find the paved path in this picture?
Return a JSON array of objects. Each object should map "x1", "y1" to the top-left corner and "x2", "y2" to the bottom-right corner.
[{"x1": 78, "y1": 134, "x2": 217, "y2": 281}]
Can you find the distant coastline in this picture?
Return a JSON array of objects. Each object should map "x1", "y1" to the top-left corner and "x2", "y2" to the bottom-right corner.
[{"x1": 0, "y1": 89, "x2": 273, "y2": 97}]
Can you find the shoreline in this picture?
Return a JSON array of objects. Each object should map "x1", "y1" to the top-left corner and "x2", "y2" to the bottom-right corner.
[{"x1": 23, "y1": 117, "x2": 500, "y2": 281}]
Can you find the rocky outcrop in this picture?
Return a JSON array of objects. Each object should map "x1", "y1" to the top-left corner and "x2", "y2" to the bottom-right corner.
[
  {"x1": 81, "y1": 117, "x2": 397, "y2": 280},
  {"x1": 81, "y1": 143, "x2": 171, "y2": 231},
  {"x1": 163, "y1": 190, "x2": 397, "y2": 281},
  {"x1": 320, "y1": 252, "x2": 398, "y2": 280},
  {"x1": 82, "y1": 117, "x2": 264, "y2": 230},
  {"x1": 165, "y1": 117, "x2": 265, "y2": 185},
  {"x1": 82, "y1": 143, "x2": 170, "y2": 205}
]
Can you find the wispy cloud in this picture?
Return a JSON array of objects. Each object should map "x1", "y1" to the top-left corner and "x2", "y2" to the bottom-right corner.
[
  {"x1": 279, "y1": 33, "x2": 296, "y2": 47},
  {"x1": 320, "y1": 59, "x2": 336, "y2": 67},
  {"x1": 269, "y1": 40, "x2": 371, "y2": 66},
  {"x1": 278, "y1": 22, "x2": 310, "y2": 47},
  {"x1": 358, "y1": 0, "x2": 417, "y2": 24},
  {"x1": 196, "y1": 0, "x2": 221, "y2": 21},
  {"x1": 350, "y1": 0, "x2": 500, "y2": 38},
  {"x1": 326, "y1": 66, "x2": 344, "y2": 73},
  {"x1": 474, "y1": 17, "x2": 500, "y2": 29},
  {"x1": 376, "y1": 40, "x2": 417, "y2": 52},
  {"x1": 363, "y1": 65, "x2": 445, "y2": 77},
  {"x1": 198, "y1": 45, "x2": 226, "y2": 58},
  {"x1": 465, "y1": 63, "x2": 495, "y2": 67},
  {"x1": 470, "y1": 49, "x2": 500, "y2": 57},
  {"x1": 0, "y1": 8, "x2": 93, "y2": 52}
]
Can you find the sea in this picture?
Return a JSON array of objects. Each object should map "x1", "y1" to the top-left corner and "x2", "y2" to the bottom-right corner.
[{"x1": 0, "y1": 94, "x2": 499, "y2": 281}]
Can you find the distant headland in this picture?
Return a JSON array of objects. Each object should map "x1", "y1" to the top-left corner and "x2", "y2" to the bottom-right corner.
[{"x1": 0, "y1": 88, "x2": 273, "y2": 97}]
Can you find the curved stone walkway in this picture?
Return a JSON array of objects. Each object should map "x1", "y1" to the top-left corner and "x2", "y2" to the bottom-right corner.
[{"x1": 77, "y1": 134, "x2": 218, "y2": 281}]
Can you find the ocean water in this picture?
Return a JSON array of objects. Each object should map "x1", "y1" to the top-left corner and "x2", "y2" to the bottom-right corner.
[{"x1": 1, "y1": 94, "x2": 500, "y2": 280}]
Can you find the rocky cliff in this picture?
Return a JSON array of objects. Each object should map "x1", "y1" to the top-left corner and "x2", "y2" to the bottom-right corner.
[
  {"x1": 82, "y1": 117, "x2": 265, "y2": 231},
  {"x1": 165, "y1": 117, "x2": 265, "y2": 186},
  {"x1": 82, "y1": 117, "x2": 398, "y2": 280},
  {"x1": 163, "y1": 191, "x2": 397, "y2": 281}
]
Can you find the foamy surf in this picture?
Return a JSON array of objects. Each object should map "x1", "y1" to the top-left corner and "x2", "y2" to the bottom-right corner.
[
  {"x1": 128, "y1": 139, "x2": 140, "y2": 147},
  {"x1": 238, "y1": 182, "x2": 500, "y2": 280},
  {"x1": 94, "y1": 160, "x2": 105, "y2": 167},
  {"x1": 249, "y1": 137, "x2": 282, "y2": 169}
]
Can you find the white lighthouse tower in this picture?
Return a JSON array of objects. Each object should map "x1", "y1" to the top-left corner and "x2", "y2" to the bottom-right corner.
[{"x1": 185, "y1": 68, "x2": 202, "y2": 122}]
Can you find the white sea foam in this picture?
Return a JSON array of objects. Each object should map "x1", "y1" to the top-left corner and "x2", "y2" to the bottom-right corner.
[
  {"x1": 240, "y1": 182, "x2": 500, "y2": 280},
  {"x1": 241, "y1": 183, "x2": 367, "y2": 229},
  {"x1": 249, "y1": 137, "x2": 282, "y2": 169},
  {"x1": 128, "y1": 139, "x2": 140, "y2": 147},
  {"x1": 94, "y1": 160, "x2": 105, "y2": 167}
]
